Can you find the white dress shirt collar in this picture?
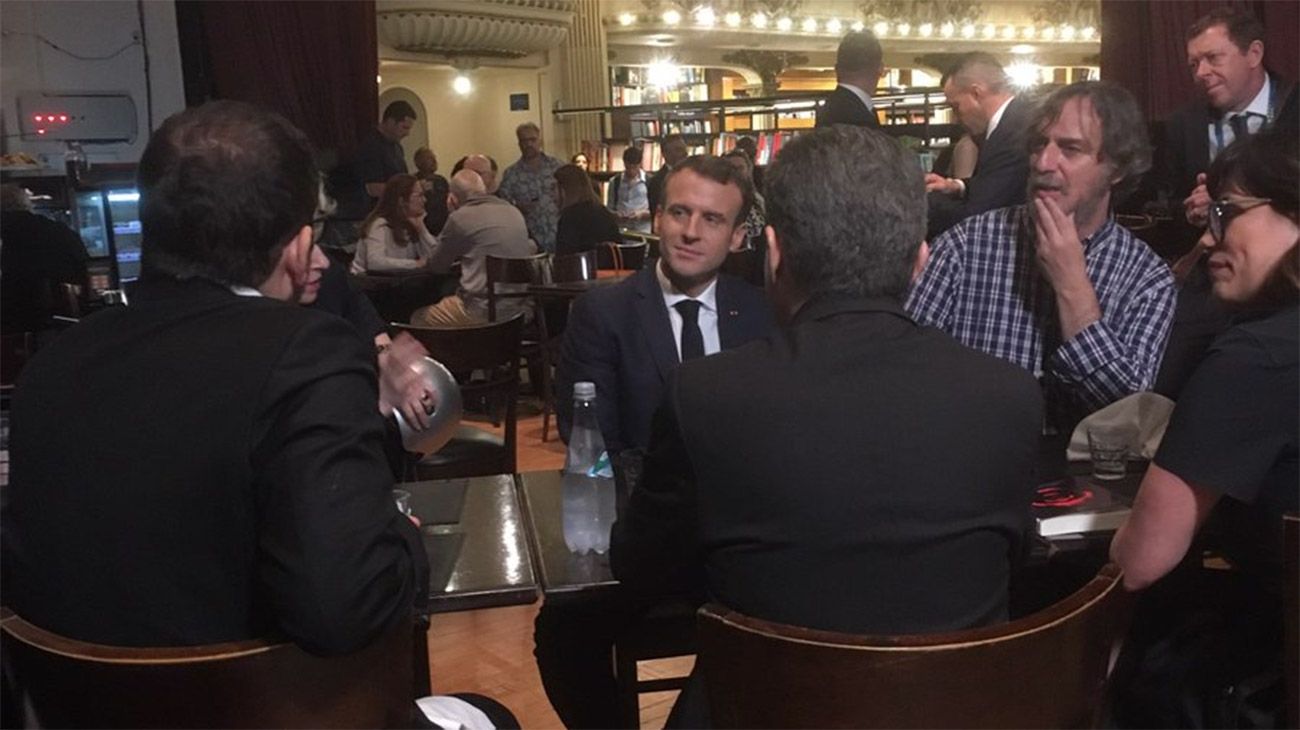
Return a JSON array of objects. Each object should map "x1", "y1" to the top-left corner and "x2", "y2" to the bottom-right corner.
[{"x1": 655, "y1": 259, "x2": 722, "y2": 358}]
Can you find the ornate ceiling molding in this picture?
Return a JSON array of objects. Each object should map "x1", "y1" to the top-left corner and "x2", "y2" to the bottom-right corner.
[{"x1": 377, "y1": 1, "x2": 575, "y2": 60}]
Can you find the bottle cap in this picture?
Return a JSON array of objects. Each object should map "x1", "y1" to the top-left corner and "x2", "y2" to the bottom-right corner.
[{"x1": 574, "y1": 381, "x2": 596, "y2": 400}]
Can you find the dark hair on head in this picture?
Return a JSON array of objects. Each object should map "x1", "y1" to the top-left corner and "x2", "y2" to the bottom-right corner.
[
  {"x1": 662, "y1": 133, "x2": 687, "y2": 147},
  {"x1": 1027, "y1": 81, "x2": 1152, "y2": 203},
  {"x1": 941, "y1": 52, "x2": 1009, "y2": 92},
  {"x1": 360, "y1": 173, "x2": 423, "y2": 247},
  {"x1": 734, "y1": 136, "x2": 757, "y2": 156},
  {"x1": 1207, "y1": 129, "x2": 1299, "y2": 307},
  {"x1": 765, "y1": 126, "x2": 925, "y2": 301},
  {"x1": 138, "y1": 100, "x2": 317, "y2": 287},
  {"x1": 662, "y1": 155, "x2": 755, "y2": 225},
  {"x1": 622, "y1": 146, "x2": 644, "y2": 166},
  {"x1": 554, "y1": 164, "x2": 598, "y2": 207},
  {"x1": 1187, "y1": 7, "x2": 1264, "y2": 52},
  {"x1": 723, "y1": 148, "x2": 754, "y2": 174},
  {"x1": 835, "y1": 30, "x2": 883, "y2": 76},
  {"x1": 382, "y1": 100, "x2": 417, "y2": 122}
]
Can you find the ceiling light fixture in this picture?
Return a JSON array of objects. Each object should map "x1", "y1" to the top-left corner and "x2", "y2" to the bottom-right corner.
[
  {"x1": 453, "y1": 74, "x2": 472, "y2": 95},
  {"x1": 695, "y1": 6, "x2": 715, "y2": 26},
  {"x1": 873, "y1": 21, "x2": 889, "y2": 36},
  {"x1": 801, "y1": 17, "x2": 818, "y2": 33},
  {"x1": 617, "y1": 12, "x2": 635, "y2": 26},
  {"x1": 918, "y1": 23, "x2": 933, "y2": 37},
  {"x1": 662, "y1": 8, "x2": 681, "y2": 25},
  {"x1": 724, "y1": 11, "x2": 741, "y2": 27},
  {"x1": 940, "y1": 22, "x2": 955, "y2": 38},
  {"x1": 850, "y1": 20, "x2": 865, "y2": 32},
  {"x1": 752, "y1": 12, "x2": 768, "y2": 28}
]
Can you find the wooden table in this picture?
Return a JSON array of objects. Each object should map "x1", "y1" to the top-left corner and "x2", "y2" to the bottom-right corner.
[
  {"x1": 515, "y1": 470, "x2": 619, "y2": 599},
  {"x1": 403, "y1": 474, "x2": 539, "y2": 613}
]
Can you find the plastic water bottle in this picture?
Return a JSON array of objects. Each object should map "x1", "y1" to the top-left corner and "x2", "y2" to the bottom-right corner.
[{"x1": 562, "y1": 382, "x2": 616, "y2": 554}]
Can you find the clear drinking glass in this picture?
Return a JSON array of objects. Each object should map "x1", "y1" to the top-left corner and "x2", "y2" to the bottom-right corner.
[{"x1": 1087, "y1": 425, "x2": 1135, "y2": 481}]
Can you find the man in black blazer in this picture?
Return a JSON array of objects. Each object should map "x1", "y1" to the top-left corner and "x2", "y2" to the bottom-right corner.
[
  {"x1": 612, "y1": 126, "x2": 1043, "y2": 724},
  {"x1": 3, "y1": 101, "x2": 429, "y2": 657},
  {"x1": 815, "y1": 30, "x2": 884, "y2": 129},
  {"x1": 538, "y1": 155, "x2": 771, "y2": 728},
  {"x1": 554, "y1": 156, "x2": 772, "y2": 454},
  {"x1": 925, "y1": 53, "x2": 1032, "y2": 239}
]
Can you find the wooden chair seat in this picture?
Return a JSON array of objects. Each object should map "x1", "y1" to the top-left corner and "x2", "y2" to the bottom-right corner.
[
  {"x1": 0, "y1": 607, "x2": 416, "y2": 729},
  {"x1": 698, "y1": 563, "x2": 1131, "y2": 729}
]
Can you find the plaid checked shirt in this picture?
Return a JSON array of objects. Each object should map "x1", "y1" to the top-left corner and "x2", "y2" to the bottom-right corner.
[{"x1": 905, "y1": 206, "x2": 1176, "y2": 413}]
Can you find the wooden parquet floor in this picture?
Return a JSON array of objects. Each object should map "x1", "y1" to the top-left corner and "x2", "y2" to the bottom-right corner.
[{"x1": 425, "y1": 406, "x2": 694, "y2": 729}]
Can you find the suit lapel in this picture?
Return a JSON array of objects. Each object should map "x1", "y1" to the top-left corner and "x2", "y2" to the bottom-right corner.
[
  {"x1": 633, "y1": 268, "x2": 680, "y2": 382},
  {"x1": 716, "y1": 276, "x2": 747, "y2": 349}
]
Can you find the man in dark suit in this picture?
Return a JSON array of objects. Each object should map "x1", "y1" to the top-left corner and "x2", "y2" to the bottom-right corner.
[
  {"x1": 925, "y1": 52, "x2": 1032, "y2": 239},
  {"x1": 815, "y1": 30, "x2": 883, "y2": 129},
  {"x1": 3, "y1": 101, "x2": 429, "y2": 657},
  {"x1": 554, "y1": 155, "x2": 772, "y2": 453},
  {"x1": 538, "y1": 155, "x2": 772, "y2": 728},
  {"x1": 1155, "y1": 7, "x2": 1298, "y2": 397},
  {"x1": 613, "y1": 125, "x2": 1043, "y2": 724},
  {"x1": 647, "y1": 133, "x2": 689, "y2": 234}
]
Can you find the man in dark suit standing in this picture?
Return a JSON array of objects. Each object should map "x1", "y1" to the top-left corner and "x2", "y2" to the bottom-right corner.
[
  {"x1": 613, "y1": 125, "x2": 1043, "y2": 724},
  {"x1": 647, "y1": 133, "x2": 689, "y2": 234},
  {"x1": 537, "y1": 155, "x2": 772, "y2": 728},
  {"x1": 3, "y1": 101, "x2": 429, "y2": 657},
  {"x1": 815, "y1": 30, "x2": 884, "y2": 129},
  {"x1": 553, "y1": 154, "x2": 772, "y2": 454},
  {"x1": 925, "y1": 53, "x2": 1032, "y2": 239}
]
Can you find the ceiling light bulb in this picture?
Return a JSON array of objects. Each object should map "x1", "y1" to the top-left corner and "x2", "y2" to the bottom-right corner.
[
  {"x1": 873, "y1": 21, "x2": 889, "y2": 36},
  {"x1": 1022, "y1": 26, "x2": 1036, "y2": 39},
  {"x1": 695, "y1": 7, "x2": 715, "y2": 26},
  {"x1": 618, "y1": 12, "x2": 635, "y2": 26},
  {"x1": 752, "y1": 12, "x2": 768, "y2": 28},
  {"x1": 376, "y1": 75, "x2": 382, "y2": 84},
  {"x1": 896, "y1": 22, "x2": 911, "y2": 36},
  {"x1": 776, "y1": 16, "x2": 792, "y2": 31},
  {"x1": 724, "y1": 11, "x2": 741, "y2": 27},
  {"x1": 850, "y1": 20, "x2": 864, "y2": 32},
  {"x1": 1041, "y1": 25, "x2": 1057, "y2": 40},
  {"x1": 982, "y1": 24, "x2": 996, "y2": 38},
  {"x1": 1061, "y1": 24, "x2": 1077, "y2": 40},
  {"x1": 801, "y1": 17, "x2": 818, "y2": 33},
  {"x1": 1081, "y1": 26, "x2": 1096, "y2": 40},
  {"x1": 826, "y1": 18, "x2": 842, "y2": 34},
  {"x1": 1000, "y1": 25, "x2": 1016, "y2": 39},
  {"x1": 960, "y1": 23, "x2": 975, "y2": 38},
  {"x1": 453, "y1": 75, "x2": 472, "y2": 95},
  {"x1": 662, "y1": 9, "x2": 681, "y2": 25},
  {"x1": 940, "y1": 22, "x2": 955, "y2": 38},
  {"x1": 919, "y1": 23, "x2": 933, "y2": 37}
]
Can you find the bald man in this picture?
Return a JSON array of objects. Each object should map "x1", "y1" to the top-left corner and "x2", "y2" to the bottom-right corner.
[
  {"x1": 409, "y1": 170, "x2": 536, "y2": 326},
  {"x1": 463, "y1": 154, "x2": 499, "y2": 194}
]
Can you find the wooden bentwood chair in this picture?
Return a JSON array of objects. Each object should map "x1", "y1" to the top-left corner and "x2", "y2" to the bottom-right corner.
[
  {"x1": 698, "y1": 563, "x2": 1131, "y2": 729},
  {"x1": 535, "y1": 250, "x2": 599, "y2": 442},
  {"x1": 0, "y1": 607, "x2": 416, "y2": 729},
  {"x1": 392, "y1": 314, "x2": 524, "y2": 480}
]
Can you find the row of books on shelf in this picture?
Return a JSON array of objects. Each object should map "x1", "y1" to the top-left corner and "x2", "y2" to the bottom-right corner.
[
  {"x1": 613, "y1": 83, "x2": 710, "y2": 107},
  {"x1": 627, "y1": 117, "x2": 715, "y2": 138}
]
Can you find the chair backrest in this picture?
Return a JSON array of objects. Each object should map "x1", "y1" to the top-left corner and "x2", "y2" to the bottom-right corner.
[
  {"x1": 552, "y1": 250, "x2": 599, "y2": 283},
  {"x1": 391, "y1": 316, "x2": 524, "y2": 472},
  {"x1": 698, "y1": 563, "x2": 1130, "y2": 729},
  {"x1": 0, "y1": 608, "x2": 414, "y2": 729},
  {"x1": 1285, "y1": 514, "x2": 1298, "y2": 729},
  {"x1": 596, "y1": 241, "x2": 648, "y2": 271},
  {"x1": 485, "y1": 253, "x2": 550, "y2": 322}
]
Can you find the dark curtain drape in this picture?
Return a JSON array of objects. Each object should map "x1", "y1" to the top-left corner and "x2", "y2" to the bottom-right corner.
[
  {"x1": 1101, "y1": 0, "x2": 1300, "y2": 121},
  {"x1": 183, "y1": 1, "x2": 377, "y2": 166}
]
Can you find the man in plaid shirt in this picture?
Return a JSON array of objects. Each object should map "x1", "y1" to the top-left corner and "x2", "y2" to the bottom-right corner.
[{"x1": 907, "y1": 81, "x2": 1176, "y2": 422}]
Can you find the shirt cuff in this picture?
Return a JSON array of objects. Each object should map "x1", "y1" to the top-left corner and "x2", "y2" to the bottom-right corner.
[
  {"x1": 954, "y1": 178, "x2": 967, "y2": 197},
  {"x1": 1049, "y1": 319, "x2": 1125, "y2": 383}
]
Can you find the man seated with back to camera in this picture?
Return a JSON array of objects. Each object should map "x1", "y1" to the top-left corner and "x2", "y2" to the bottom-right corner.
[
  {"x1": 1, "y1": 100, "x2": 512, "y2": 729},
  {"x1": 611, "y1": 125, "x2": 1044, "y2": 726}
]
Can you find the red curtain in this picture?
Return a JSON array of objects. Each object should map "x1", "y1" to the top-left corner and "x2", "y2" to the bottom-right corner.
[
  {"x1": 195, "y1": 1, "x2": 378, "y2": 163},
  {"x1": 1101, "y1": 0, "x2": 1300, "y2": 121}
]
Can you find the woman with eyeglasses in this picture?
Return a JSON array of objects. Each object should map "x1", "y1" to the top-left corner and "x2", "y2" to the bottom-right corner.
[
  {"x1": 349, "y1": 173, "x2": 437, "y2": 274},
  {"x1": 1109, "y1": 129, "x2": 1297, "y2": 727}
]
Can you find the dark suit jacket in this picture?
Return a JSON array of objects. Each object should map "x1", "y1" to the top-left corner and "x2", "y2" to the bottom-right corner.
[
  {"x1": 0, "y1": 210, "x2": 91, "y2": 333},
  {"x1": 611, "y1": 295, "x2": 1043, "y2": 635},
  {"x1": 815, "y1": 85, "x2": 882, "y2": 129},
  {"x1": 554, "y1": 266, "x2": 772, "y2": 454},
  {"x1": 928, "y1": 96, "x2": 1032, "y2": 239},
  {"x1": 2, "y1": 276, "x2": 428, "y2": 654}
]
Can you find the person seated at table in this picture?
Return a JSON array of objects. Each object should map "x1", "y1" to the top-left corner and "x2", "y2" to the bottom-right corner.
[
  {"x1": 408, "y1": 170, "x2": 537, "y2": 327},
  {"x1": 1109, "y1": 129, "x2": 1297, "y2": 728},
  {"x1": 552, "y1": 154, "x2": 772, "y2": 454},
  {"x1": 536, "y1": 155, "x2": 772, "y2": 729},
  {"x1": 350, "y1": 173, "x2": 437, "y2": 275},
  {"x1": 612, "y1": 125, "x2": 1044, "y2": 725},
  {"x1": 554, "y1": 163, "x2": 620, "y2": 256}
]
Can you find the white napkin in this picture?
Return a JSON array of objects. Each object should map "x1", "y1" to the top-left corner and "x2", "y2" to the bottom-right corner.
[{"x1": 1067, "y1": 392, "x2": 1176, "y2": 461}]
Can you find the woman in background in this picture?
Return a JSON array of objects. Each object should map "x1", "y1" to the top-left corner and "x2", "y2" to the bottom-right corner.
[
  {"x1": 350, "y1": 173, "x2": 436, "y2": 274},
  {"x1": 1110, "y1": 129, "x2": 1298, "y2": 728},
  {"x1": 554, "y1": 164, "x2": 621, "y2": 256}
]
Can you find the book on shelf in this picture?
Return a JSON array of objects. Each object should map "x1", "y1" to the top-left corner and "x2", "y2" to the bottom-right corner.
[{"x1": 1032, "y1": 479, "x2": 1132, "y2": 537}]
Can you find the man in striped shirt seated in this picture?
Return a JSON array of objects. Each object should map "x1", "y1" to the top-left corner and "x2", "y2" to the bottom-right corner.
[{"x1": 907, "y1": 81, "x2": 1176, "y2": 426}]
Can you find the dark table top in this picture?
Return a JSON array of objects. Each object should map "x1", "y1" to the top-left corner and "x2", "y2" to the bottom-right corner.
[
  {"x1": 516, "y1": 470, "x2": 619, "y2": 596},
  {"x1": 403, "y1": 475, "x2": 538, "y2": 613}
]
